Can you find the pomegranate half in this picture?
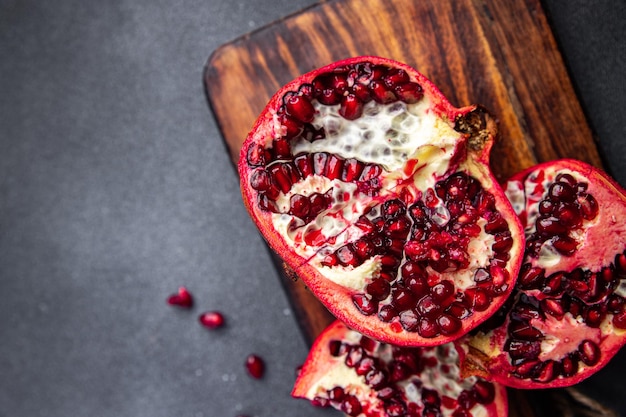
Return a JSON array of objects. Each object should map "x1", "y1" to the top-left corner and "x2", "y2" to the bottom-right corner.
[
  {"x1": 293, "y1": 320, "x2": 508, "y2": 417},
  {"x1": 458, "y1": 159, "x2": 626, "y2": 388},
  {"x1": 239, "y1": 56, "x2": 524, "y2": 346}
]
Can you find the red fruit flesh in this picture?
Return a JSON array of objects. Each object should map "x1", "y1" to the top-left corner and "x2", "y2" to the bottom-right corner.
[
  {"x1": 239, "y1": 56, "x2": 524, "y2": 346},
  {"x1": 292, "y1": 320, "x2": 507, "y2": 417},
  {"x1": 458, "y1": 159, "x2": 626, "y2": 389}
]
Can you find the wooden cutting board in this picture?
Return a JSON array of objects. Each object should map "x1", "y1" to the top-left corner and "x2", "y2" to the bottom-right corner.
[{"x1": 204, "y1": 0, "x2": 610, "y2": 415}]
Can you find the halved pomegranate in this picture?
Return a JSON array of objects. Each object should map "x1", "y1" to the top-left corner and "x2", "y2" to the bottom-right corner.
[
  {"x1": 457, "y1": 159, "x2": 626, "y2": 388},
  {"x1": 292, "y1": 320, "x2": 508, "y2": 417},
  {"x1": 239, "y1": 56, "x2": 524, "y2": 345}
]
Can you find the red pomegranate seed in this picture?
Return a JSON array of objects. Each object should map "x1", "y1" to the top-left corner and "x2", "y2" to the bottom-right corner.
[
  {"x1": 534, "y1": 360, "x2": 558, "y2": 383},
  {"x1": 312, "y1": 152, "x2": 329, "y2": 176},
  {"x1": 352, "y1": 294, "x2": 378, "y2": 315},
  {"x1": 473, "y1": 380, "x2": 496, "y2": 404},
  {"x1": 437, "y1": 314, "x2": 461, "y2": 335},
  {"x1": 245, "y1": 354, "x2": 265, "y2": 379},
  {"x1": 325, "y1": 155, "x2": 344, "y2": 180},
  {"x1": 167, "y1": 287, "x2": 193, "y2": 308},
  {"x1": 198, "y1": 311, "x2": 225, "y2": 329},
  {"x1": 340, "y1": 395, "x2": 362, "y2": 416},
  {"x1": 339, "y1": 93, "x2": 363, "y2": 120},
  {"x1": 271, "y1": 137, "x2": 291, "y2": 159},
  {"x1": 578, "y1": 193, "x2": 599, "y2": 220},
  {"x1": 284, "y1": 92, "x2": 315, "y2": 123},
  {"x1": 294, "y1": 153, "x2": 313, "y2": 177}
]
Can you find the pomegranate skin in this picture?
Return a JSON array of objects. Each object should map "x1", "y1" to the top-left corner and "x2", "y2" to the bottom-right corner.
[
  {"x1": 293, "y1": 320, "x2": 508, "y2": 417},
  {"x1": 458, "y1": 159, "x2": 626, "y2": 389},
  {"x1": 239, "y1": 56, "x2": 524, "y2": 346}
]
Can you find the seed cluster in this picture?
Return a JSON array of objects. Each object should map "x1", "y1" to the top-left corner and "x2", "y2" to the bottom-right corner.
[
  {"x1": 336, "y1": 173, "x2": 513, "y2": 338},
  {"x1": 494, "y1": 172, "x2": 626, "y2": 382},
  {"x1": 311, "y1": 330, "x2": 496, "y2": 417}
]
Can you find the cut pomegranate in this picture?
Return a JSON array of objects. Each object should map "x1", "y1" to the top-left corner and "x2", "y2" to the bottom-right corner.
[
  {"x1": 458, "y1": 159, "x2": 626, "y2": 388},
  {"x1": 167, "y1": 287, "x2": 193, "y2": 308},
  {"x1": 199, "y1": 311, "x2": 225, "y2": 329},
  {"x1": 292, "y1": 320, "x2": 507, "y2": 417},
  {"x1": 239, "y1": 56, "x2": 524, "y2": 346},
  {"x1": 245, "y1": 354, "x2": 265, "y2": 379}
]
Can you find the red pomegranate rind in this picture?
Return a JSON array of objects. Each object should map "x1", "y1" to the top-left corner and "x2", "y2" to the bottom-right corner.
[
  {"x1": 239, "y1": 56, "x2": 524, "y2": 346},
  {"x1": 458, "y1": 159, "x2": 626, "y2": 389},
  {"x1": 293, "y1": 320, "x2": 508, "y2": 417}
]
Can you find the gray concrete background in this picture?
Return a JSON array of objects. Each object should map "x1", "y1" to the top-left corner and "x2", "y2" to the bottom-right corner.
[{"x1": 0, "y1": 1, "x2": 624, "y2": 416}]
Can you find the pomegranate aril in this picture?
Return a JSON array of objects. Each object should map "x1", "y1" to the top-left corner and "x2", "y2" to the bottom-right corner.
[
  {"x1": 431, "y1": 280, "x2": 454, "y2": 302},
  {"x1": 294, "y1": 153, "x2": 313, "y2": 177},
  {"x1": 369, "y1": 80, "x2": 396, "y2": 104},
  {"x1": 466, "y1": 288, "x2": 491, "y2": 311},
  {"x1": 578, "y1": 193, "x2": 599, "y2": 220},
  {"x1": 366, "y1": 278, "x2": 391, "y2": 300},
  {"x1": 341, "y1": 395, "x2": 362, "y2": 416},
  {"x1": 342, "y1": 158, "x2": 364, "y2": 182},
  {"x1": 399, "y1": 309, "x2": 420, "y2": 331},
  {"x1": 584, "y1": 306, "x2": 606, "y2": 327},
  {"x1": 268, "y1": 164, "x2": 292, "y2": 194},
  {"x1": 312, "y1": 152, "x2": 329, "y2": 176},
  {"x1": 514, "y1": 360, "x2": 540, "y2": 378},
  {"x1": 325, "y1": 155, "x2": 344, "y2": 180},
  {"x1": 339, "y1": 94, "x2": 363, "y2": 120},
  {"x1": 345, "y1": 346, "x2": 364, "y2": 367},
  {"x1": 284, "y1": 92, "x2": 316, "y2": 123},
  {"x1": 246, "y1": 143, "x2": 269, "y2": 167},
  {"x1": 541, "y1": 298, "x2": 566, "y2": 318},
  {"x1": 272, "y1": 137, "x2": 291, "y2": 159},
  {"x1": 579, "y1": 339, "x2": 602, "y2": 366},
  {"x1": 505, "y1": 339, "x2": 541, "y2": 361},
  {"x1": 277, "y1": 113, "x2": 304, "y2": 139},
  {"x1": 552, "y1": 235, "x2": 578, "y2": 256},
  {"x1": 508, "y1": 320, "x2": 542, "y2": 340},
  {"x1": 245, "y1": 354, "x2": 265, "y2": 379},
  {"x1": 378, "y1": 304, "x2": 398, "y2": 322},
  {"x1": 472, "y1": 380, "x2": 496, "y2": 404},
  {"x1": 289, "y1": 194, "x2": 310, "y2": 219},
  {"x1": 311, "y1": 396, "x2": 330, "y2": 408},
  {"x1": 328, "y1": 386, "x2": 345, "y2": 401},
  {"x1": 413, "y1": 317, "x2": 438, "y2": 338},
  {"x1": 437, "y1": 314, "x2": 461, "y2": 335},
  {"x1": 548, "y1": 181, "x2": 575, "y2": 202},
  {"x1": 519, "y1": 264, "x2": 544, "y2": 289},
  {"x1": 561, "y1": 354, "x2": 579, "y2": 377},
  {"x1": 352, "y1": 294, "x2": 378, "y2": 316},
  {"x1": 199, "y1": 311, "x2": 225, "y2": 329},
  {"x1": 355, "y1": 356, "x2": 376, "y2": 376},
  {"x1": 167, "y1": 287, "x2": 193, "y2": 308},
  {"x1": 249, "y1": 169, "x2": 271, "y2": 191},
  {"x1": 394, "y1": 82, "x2": 423, "y2": 104},
  {"x1": 337, "y1": 245, "x2": 360, "y2": 267},
  {"x1": 365, "y1": 368, "x2": 388, "y2": 389},
  {"x1": 359, "y1": 164, "x2": 382, "y2": 181},
  {"x1": 392, "y1": 287, "x2": 416, "y2": 311}
]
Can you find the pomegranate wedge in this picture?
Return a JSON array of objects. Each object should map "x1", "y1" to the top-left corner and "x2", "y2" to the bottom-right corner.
[
  {"x1": 293, "y1": 320, "x2": 508, "y2": 417},
  {"x1": 239, "y1": 56, "x2": 524, "y2": 346},
  {"x1": 458, "y1": 159, "x2": 626, "y2": 388}
]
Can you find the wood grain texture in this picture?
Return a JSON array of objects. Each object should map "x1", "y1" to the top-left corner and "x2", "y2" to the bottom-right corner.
[{"x1": 204, "y1": 0, "x2": 608, "y2": 414}]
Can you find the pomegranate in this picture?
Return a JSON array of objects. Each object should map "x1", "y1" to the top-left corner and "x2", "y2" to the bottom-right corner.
[
  {"x1": 458, "y1": 159, "x2": 626, "y2": 388},
  {"x1": 239, "y1": 56, "x2": 524, "y2": 345},
  {"x1": 292, "y1": 320, "x2": 507, "y2": 417}
]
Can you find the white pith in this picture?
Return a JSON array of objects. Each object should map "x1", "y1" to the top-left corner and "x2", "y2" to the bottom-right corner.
[
  {"x1": 270, "y1": 97, "x2": 495, "y2": 292},
  {"x1": 305, "y1": 327, "x2": 490, "y2": 417}
]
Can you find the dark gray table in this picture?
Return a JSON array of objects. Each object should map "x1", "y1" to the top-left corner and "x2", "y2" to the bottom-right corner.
[{"x1": 1, "y1": 1, "x2": 624, "y2": 416}]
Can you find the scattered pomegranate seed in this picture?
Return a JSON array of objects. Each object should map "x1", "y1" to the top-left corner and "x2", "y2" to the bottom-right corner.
[
  {"x1": 245, "y1": 354, "x2": 265, "y2": 379},
  {"x1": 167, "y1": 286, "x2": 193, "y2": 308},
  {"x1": 198, "y1": 311, "x2": 225, "y2": 329}
]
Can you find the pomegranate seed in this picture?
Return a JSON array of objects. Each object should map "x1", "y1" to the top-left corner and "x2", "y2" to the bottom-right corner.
[
  {"x1": 507, "y1": 321, "x2": 542, "y2": 340},
  {"x1": 472, "y1": 380, "x2": 496, "y2": 404},
  {"x1": 613, "y1": 310, "x2": 626, "y2": 329},
  {"x1": 336, "y1": 245, "x2": 360, "y2": 267},
  {"x1": 366, "y1": 278, "x2": 391, "y2": 300},
  {"x1": 312, "y1": 152, "x2": 329, "y2": 176},
  {"x1": 541, "y1": 298, "x2": 566, "y2": 318},
  {"x1": 352, "y1": 294, "x2": 378, "y2": 315},
  {"x1": 552, "y1": 235, "x2": 578, "y2": 256},
  {"x1": 437, "y1": 314, "x2": 462, "y2": 335},
  {"x1": 399, "y1": 309, "x2": 420, "y2": 331},
  {"x1": 198, "y1": 311, "x2": 225, "y2": 329},
  {"x1": 249, "y1": 169, "x2": 271, "y2": 191},
  {"x1": 533, "y1": 360, "x2": 559, "y2": 383},
  {"x1": 327, "y1": 386, "x2": 345, "y2": 401},
  {"x1": 328, "y1": 340, "x2": 343, "y2": 356},
  {"x1": 340, "y1": 395, "x2": 362, "y2": 416},
  {"x1": 339, "y1": 94, "x2": 363, "y2": 120},
  {"x1": 167, "y1": 287, "x2": 193, "y2": 308},
  {"x1": 421, "y1": 388, "x2": 441, "y2": 407},
  {"x1": 548, "y1": 181, "x2": 575, "y2": 201},
  {"x1": 457, "y1": 389, "x2": 476, "y2": 409},
  {"x1": 283, "y1": 92, "x2": 315, "y2": 123},
  {"x1": 289, "y1": 194, "x2": 310, "y2": 219},
  {"x1": 246, "y1": 143, "x2": 269, "y2": 167},
  {"x1": 294, "y1": 153, "x2": 313, "y2": 177},
  {"x1": 518, "y1": 264, "x2": 544, "y2": 289},
  {"x1": 271, "y1": 137, "x2": 291, "y2": 159},
  {"x1": 514, "y1": 360, "x2": 540, "y2": 378},
  {"x1": 555, "y1": 172, "x2": 577, "y2": 187},
  {"x1": 378, "y1": 305, "x2": 398, "y2": 322},
  {"x1": 268, "y1": 164, "x2": 292, "y2": 193},
  {"x1": 385, "y1": 400, "x2": 407, "y2": 416},
  {"x1": 394, "y1": 82, "x2": 423, "y2": 104},
  {"x1": 561, "y1": 354, "x2": 579, "y2": 377},
  {"x1": 369, "y1": 80, "x2": 396, "y2": 104},
  {"x1": 392, "y1": 287, "x2": 416, "y2": 311},
  {"x1": 326, "y1": 154, "x2": 344, "y2": 180},
  {"x1": 578, "y1": 193, "x2": 599, "y2": 220},
  {"x1": 431, "y1": 280, "x2": 454, "y2": 301},
  {"x1": 365, "y1": 368, "x2": 388, "y2": 389},
  {"x1": 417, "y1": 317, "x2": 439, "y2": 338},
  {"x1": 311, "y1": 396, "x2": 330, "y2": 407},
  {"x1": 505, "y1": 339, "x2": 541, "y2": 361},
  {"x1": 277, "y1": 113, "x2": 304, "y2": 138},
  {"x1": 355, "y1": 356, "x2": 376, "y2": 376},
  {"x1": 342, "y1": 158, "x2": 364, "y2": 182},
  {"x1": 245, "y1": 354, "x2": 265, "y2": 379}
]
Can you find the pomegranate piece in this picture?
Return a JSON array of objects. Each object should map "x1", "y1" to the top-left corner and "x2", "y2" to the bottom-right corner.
[
  {"x1": 198, "y1": 311, "x2": 225, "y2": 329},
  {"x1": 239, "y1": 56, "x2": 524, "y2": 346},
  {"x1": 292, "y1": 321, "x2": 507, "y2": 417},
  {"x1": 245, "y1": 354, "x2": 265, "y2": 379},
  {"x1": 167, "y1": 287, "x2": 193, "y2": 308},
  {"x1": 458, "y1": 159, "x2": 626, "y2": 389}
]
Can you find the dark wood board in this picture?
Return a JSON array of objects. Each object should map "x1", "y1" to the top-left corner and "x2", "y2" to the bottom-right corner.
[{"x1": 204, "y1": 0, "x2": 615, "y2": 415}]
